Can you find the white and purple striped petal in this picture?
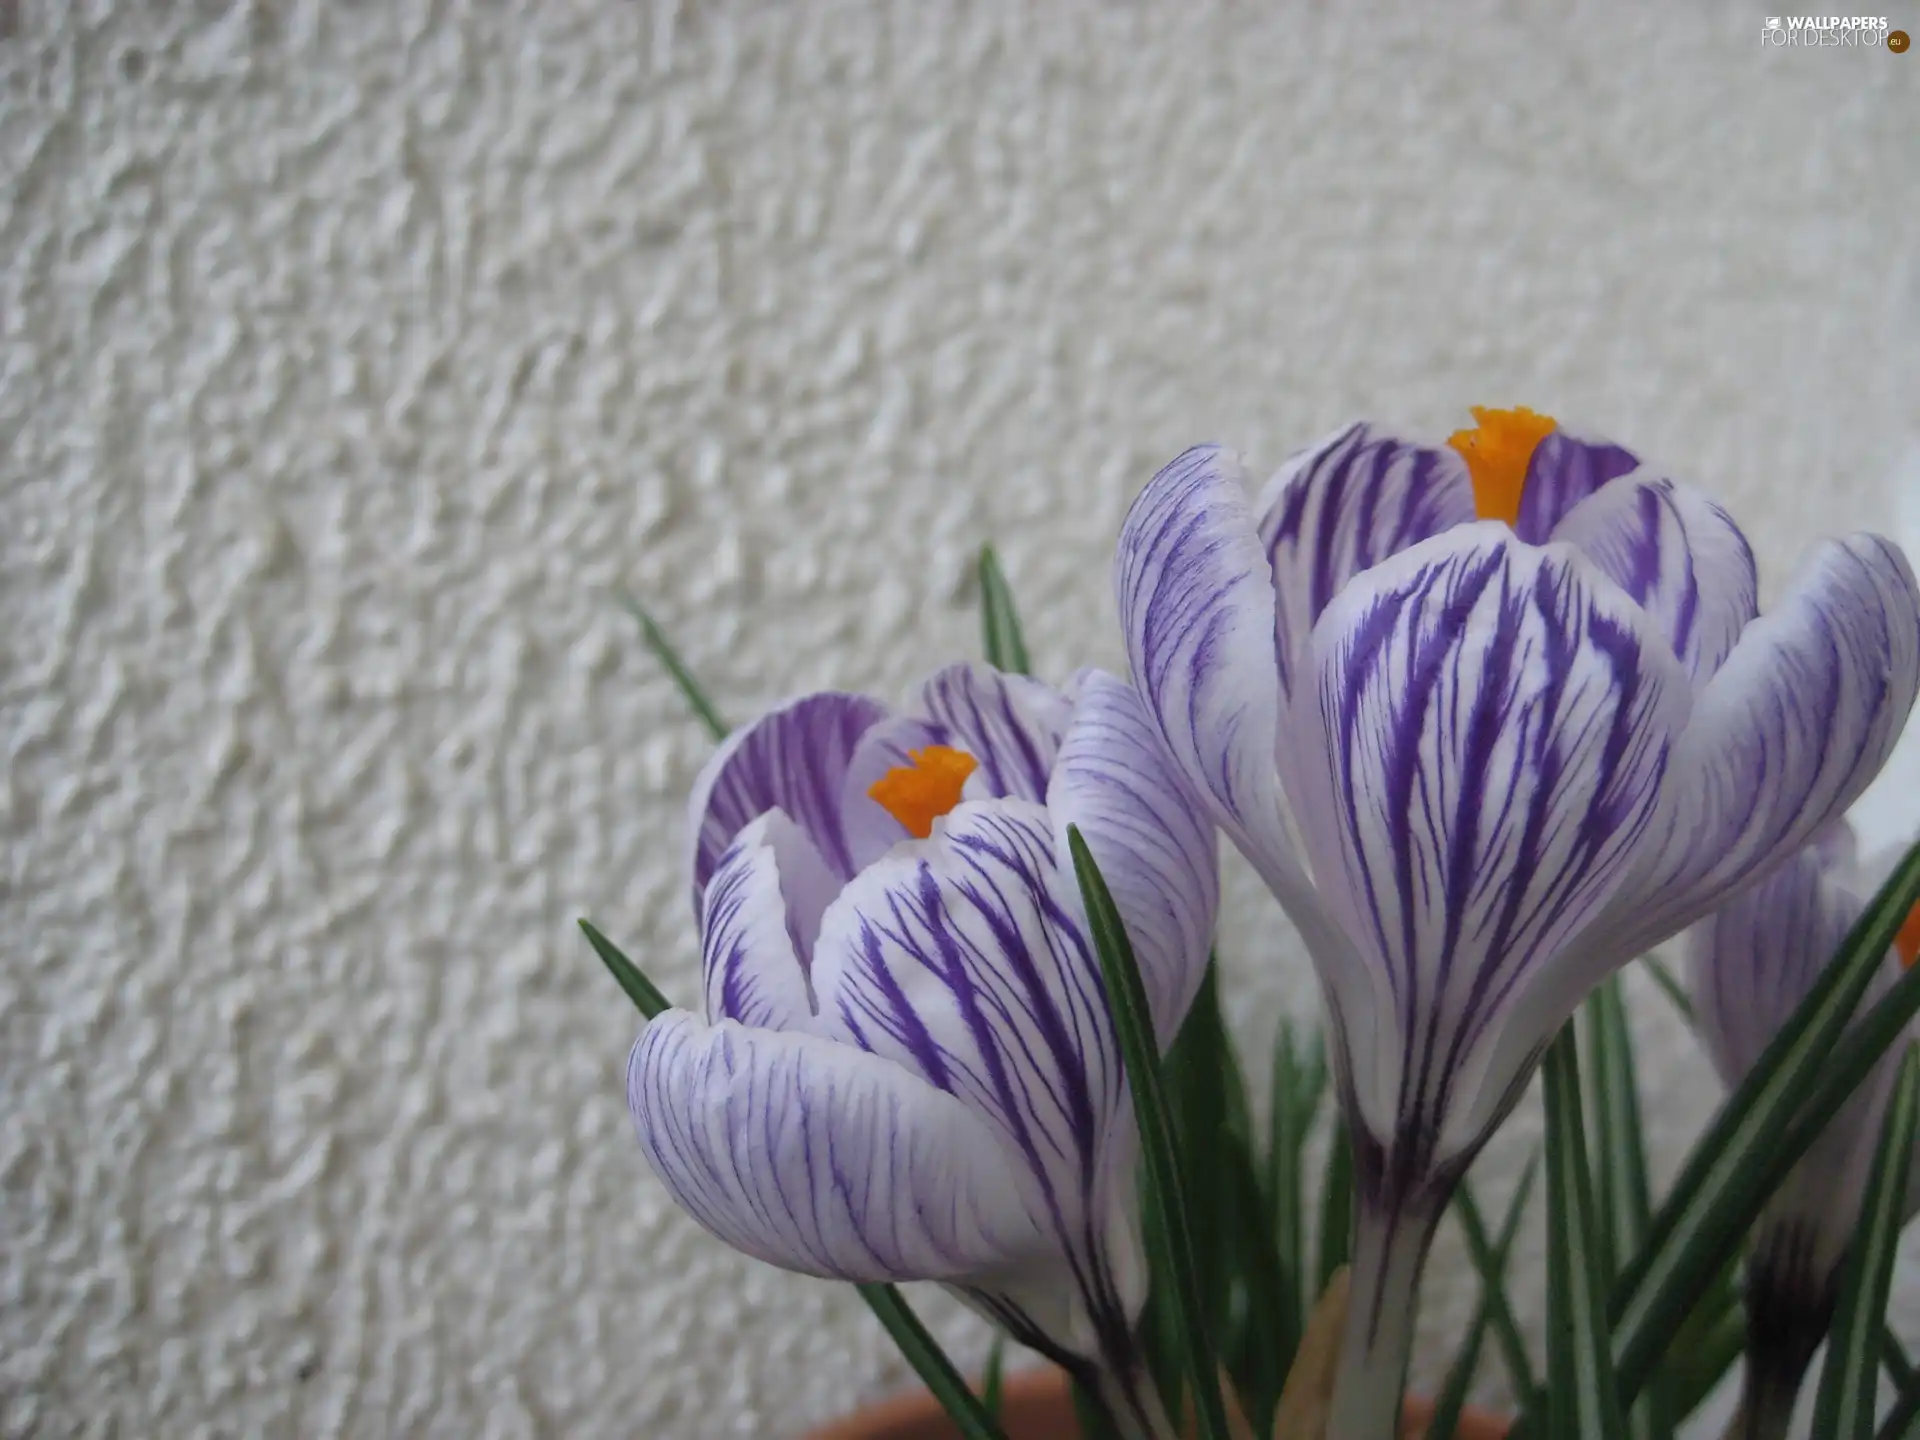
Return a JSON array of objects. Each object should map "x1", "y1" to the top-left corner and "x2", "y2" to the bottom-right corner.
[
  {"x1": 1550, "y1": 474, "x2": 1759, "y2": 683},
  {"x1": 629, "y1": 1013, "x2": 1048, "y2": 1282},
  {"x1": 1116, "y1": 445, "x2": 1308, "y2": 904},
  {"x1": 1049, "y1": 669, "x2": 1219, "y2": 1047},
  {"x1": 1688, "y1": 842, "x2": 1888, "y2": 1086},
  {"x1": 687, "y1": 692, "x2": 889, "y2": 911},
  {"x1": 1288, "y1": 525, "x2": 1691, "y2": 1165},
  {"x1": 1256, "y1": 422, "x2": 1474, "y2": 700},
  {"x1": 811, "y1": 800, "x2": 1121, "y2": 1217},
  {"x1": 916, "y1": 663, "x2": 1074, "y2": 804},
  {"x1": 700, "y1": 812, "x2": 838, "y2": 1030},
  {"x1": 1613, "y1": 534, "x2": 1920, "y2": 954},
  {"x1": 1511, "y1": 428, "x2": 1642, "y2": 544},
  {"x1": 806, "y1": 797, "x2": 1150, "y2": 1362}
]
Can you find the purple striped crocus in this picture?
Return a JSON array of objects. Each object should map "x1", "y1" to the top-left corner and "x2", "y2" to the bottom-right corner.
[
  {"x1": 1115, "y1": 408, "x2": 1920, "y2": 1440},
  {"x1": 1688, "y1": 820, "x2": 1920, "y2": 1440},
  {"x1": 628, "y1": 662, "x2": 1217, "y2": 1436}
]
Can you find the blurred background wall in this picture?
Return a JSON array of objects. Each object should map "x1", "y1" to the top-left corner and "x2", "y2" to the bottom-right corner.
[{"x1": 4, "y1": 2, "x2": 1917, "y2": 1435}]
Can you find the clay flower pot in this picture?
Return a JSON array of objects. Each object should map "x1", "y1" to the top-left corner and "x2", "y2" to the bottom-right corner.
[{"x1": 804, "y1": 1366, "x2": 1511, "y2": 1440}]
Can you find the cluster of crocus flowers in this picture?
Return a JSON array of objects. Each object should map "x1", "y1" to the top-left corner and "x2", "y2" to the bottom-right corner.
[
  {"x1": 624, "y1": 406, "x2": 1920, "y2": 1440},
  {"x1": 1115, "y1": 408, "x2": 1920, "y2": 1437},
  {"x1": 1687, "y1": 821, "x2": 1920, "y2": 1440},
  {"x1": 628, "y1": 663, "x2": 1218, "y2": 1436}
]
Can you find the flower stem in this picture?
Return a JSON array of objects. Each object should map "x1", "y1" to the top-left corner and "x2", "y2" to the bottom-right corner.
[
  {"x1": 1722, "y1": 1363, "x2": 1804, "y2": 1440},
  {"x1": 1724, "y1": 1223, "x2": 1834, "y2": 1440},
  {"x1": 1088, "y1": 1360, "x2": 1181, "y2": 1440},
  {"x1": 1326, "y1": 1199, "x2": 1436, "y2": 1440}
]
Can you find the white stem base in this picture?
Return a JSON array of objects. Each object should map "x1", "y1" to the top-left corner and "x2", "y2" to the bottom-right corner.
[{"x1": 1326, "y1": 1201, "x2": 1437, "y2": 1440}]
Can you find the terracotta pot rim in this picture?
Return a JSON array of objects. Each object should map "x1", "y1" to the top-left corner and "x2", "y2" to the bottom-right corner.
[{"x1": 803, "y1": 1365, "x2": 1512, "y2": 1439}]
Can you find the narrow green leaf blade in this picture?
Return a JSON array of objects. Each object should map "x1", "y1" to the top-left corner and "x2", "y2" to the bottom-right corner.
[
  {"x1": 1268, "y1": 1021, "x2": 1310, "y2": 1345},
  {"x1": 616, "y1": 591, "x2": 729, "y2": 741},
  {"x1": 981, "y1": 1334, "x2": 1006, "y2": 1417},
  {"x1": 1872, "y1": 1385, "x2": 1920, "y2": 1440},
  {"x1": 1639, "y1": 955, "x2": 1693, "y2": 1024},
  {"x1": 1813, "y1": 1044, "x2": 1920, "y2": 1439},
  {"x1": 1160, "y1": 960, "x2": 1240, "y2": 1330},
  {"x1": 1608, "y1": 841, "x2": 1920, "y2": 1404},
  {"x1": 855, "y1": 1284, "x2": 1011, "y2": 1440},
  {"x1": 1584, "y1": 978, "x2": 1654, "y2": 1283},
  {"x1": 1883, "y1": 1326, "x2": 1917, "y2": 1394},
  {"x1": 977, "y1": 546, "x2": 1032, "y2": 675},
  {"x1": 1544, "y1": 1026, "x2": 1629, "y2": 1440},
  {"x1": 1455, "y1": 1181, "x2": 1539, "y2": 1401},
  {"x1": 1583, "y1": 979, "x2": 1672, "y2": 1440},
  {"x1": 1653, "y1": 1247, "x2": 1742, "y2": 1425},
  {"x1": 1290, "y1": 1029, "x2": 1329, "y2": 1138},
  {"x1": 1219, "y1": 1132, "x2": 1297, "y2": 1436},
  {"x1": 1071, "y1": 1377, "x2": 1126, "y2": 1440},
  {"x1": 1315, "y1": 1118, "x2": 1354, "y2": 1297},
  {"x1": 578, "y1": 918, "x2": 672, "y2": 1018},
  {"x1": 1068, "y1": 827, "x2": 1231, "y2": 1440},
  {"x1": 1659, "y1": 1302, "x2": 1744, "y2": 1426},
  {"x1": 1427, "y1": 1155, "x2": 1539, "y2": 1440}
]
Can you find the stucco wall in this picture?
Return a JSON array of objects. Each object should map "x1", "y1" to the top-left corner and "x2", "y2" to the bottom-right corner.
[{"x1": 5, "y1": 3, "x2": 1918, "y2": 1436}]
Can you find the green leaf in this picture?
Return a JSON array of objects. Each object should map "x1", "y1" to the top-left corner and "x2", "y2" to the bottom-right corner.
[
  {"x1": 1873, "y1": 1385, "x2": 1920, "y2": 1440},
  {"x1": 1290, "y1": 1029, "x2": 1330, "y2": 1139},
  {"x1": 1161, "y1": 961, "x2": 1247, "y2": 1321},
  {"x1": 981, "y1": 1334, "x2": 1006, "y2": 1417},
  {"x1": 1813, "y1": 1044, "x2": 1920, "y2": 1439},
  {"x1": 1455, "y1": 1181, "x2": 1539, "y2": 1401},
  {"x1": 855, "y1": 1285, "x2": 1011, "y2": 1440},
  {"x1": 1654, "y1": 1248, "x2": 1743, "y2": 1424},
  {"x1": 1067, "y1": 826, "x2": 1231, "y2": 1440},
  {"x1": 1157, "y1": 966, "x2": 1285, "y2": 1423},
  {"x1": 1315, "y1": 1118, "x2": 1354, "y2": 1297},
  {"x1": 1659, "y1": 1301, "x2": 1744, "y2": 1426},
  {"x1": 1427, "y1": 1154, "x2": 1540, "y2": 1440},
  {"x1": 1639, "y1": 955, "x2": 1693, "y2": 1025},
  {"x1": 977, "y1": 545, "x2": 1032, "y2": 675},
  {"x1": 1873, "y1": 1334, "x2": 1920, "y2": 1440},
  {"x1": 1543, "y1": 1025, "x2": 1629, "y2": 1440},
  {"x1": 1217, "y1": 1132, "x2": 1297, "y2": 1435},
  {"x1": 1583, "y1": 979, "x2": 1673, "y2": 1440},
  {"x1": 1071, "y1": 1376, "x2": 1126, "y2": 1440},
  {"x1": 1138, "y1": 1168, "x2": 1185, "y2": 1423},
  {"x1": 616, "y1": 591, "x2": 729, "y2": 741},
  {"x1": 1606, "y1": 840, "x2": 1920, "y2": 1406},
  {"x1": 1143, "y1": 961, "x2": 1240, "y2": 1424},
  {"x1": 1268, "y1": 1021, "x2": 1314, "y2": 1346},
  {"x1": 578, "y1": 918, "x2": 672, "y2": 1018},
  {"x1": 1144, "y1": 960, "x2": 1238, "y2": 1421},
  {"x1": 1883, "y1": 1327, "x2": 1917, "y2": 1394},
  {"x1": 1584, "y1": 978, "x2": 1653, "y2": 1283}
]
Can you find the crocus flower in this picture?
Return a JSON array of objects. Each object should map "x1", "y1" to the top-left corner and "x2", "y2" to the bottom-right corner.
[
  {"x1": 1688, "y1": 820, "x2": 1920, "y2": 1440},
  {"x1": 1115, "y1": 408, "x2": 1920, "y2": 1439},
  {"x1": 628, "y1": 662, "x2": 1217, "y2": 1435}
]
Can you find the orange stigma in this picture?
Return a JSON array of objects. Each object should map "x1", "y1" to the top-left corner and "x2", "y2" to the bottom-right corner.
[
  {"x1": 868, "y1": 745, "x2": 978, "y2": 839},
  {"x1": 1897, "y1": 900, "x2": 1920, "y2": 970},
  {"x1": 1447, "y1": 406, "x2": 1559, "y2": 527}
]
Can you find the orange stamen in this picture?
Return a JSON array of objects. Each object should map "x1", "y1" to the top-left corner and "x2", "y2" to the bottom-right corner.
[
  {"x1": 1897, "y1": 900, "x2": 1920, "y2": 970},
  {"x1": 868, "y1": 745, "x2": 978, "y2": 839},
  {"x1": 1446, "y1": 406, "x2": 1559, "y2": 527}
]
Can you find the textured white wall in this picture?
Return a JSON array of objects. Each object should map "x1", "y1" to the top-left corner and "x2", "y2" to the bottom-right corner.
[{"x1": 5, "y1": 3, "x2": 1918, "y2": 1436}]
